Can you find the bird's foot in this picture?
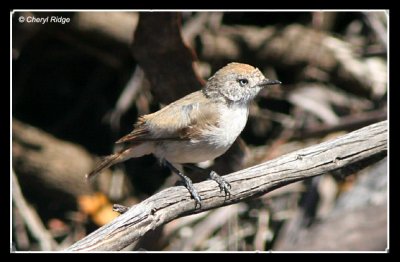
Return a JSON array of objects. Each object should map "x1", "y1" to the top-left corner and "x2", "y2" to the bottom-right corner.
[
  {"x1": 164, "y1": 160, "x2": 202, "y2": 208},
  {"x1": 209, "y1": 171, "x2": 231, "y2": 198},
  {"x1": 179, "y1": 174, "x2": 202, "y2": 208}
]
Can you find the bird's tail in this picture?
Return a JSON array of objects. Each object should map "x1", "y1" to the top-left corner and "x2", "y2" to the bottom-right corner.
[
  {"x1": 85, "y1": 150, "x2": 125, "y2": 181},
  {"x1": 85, "y1": 143, "x2": 155, "y2": 181},
  {"x1": 85, "y1": 149, "x2": 130, "y2": 180}
]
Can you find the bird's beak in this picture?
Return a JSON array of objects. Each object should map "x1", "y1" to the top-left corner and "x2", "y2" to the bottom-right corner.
[{"x1": 258, "y1": 79, "x2": 282, "y2": 87}]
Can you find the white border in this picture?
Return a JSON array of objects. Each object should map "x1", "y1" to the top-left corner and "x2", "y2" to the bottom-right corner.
[{"x1": 10, "y1": 9, "x2": 389, "y2": 253}]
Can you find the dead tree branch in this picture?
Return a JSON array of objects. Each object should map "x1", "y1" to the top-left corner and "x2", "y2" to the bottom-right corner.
[
  {"x1": 132, "y1": 12, "x2": 204, "y2": 104},
  {"x1": 12, "y1": 119, "x2": 95, "y2": 197},
  {"x1": 66, "y1": 120, "x2": 387, "y2": 251}
]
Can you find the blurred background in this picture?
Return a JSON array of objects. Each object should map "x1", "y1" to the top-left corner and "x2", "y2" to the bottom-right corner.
[{"x1": 11, "y1": 11, "x2": 387, "y2": 251}]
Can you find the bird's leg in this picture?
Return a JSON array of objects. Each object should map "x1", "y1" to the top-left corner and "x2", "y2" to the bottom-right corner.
[
  {"x1": 164, "y1": 160, "x2": 202, "y2": 208},
  {"x1": 183, "y1": 164, "x2": 232, "y2": 198}
]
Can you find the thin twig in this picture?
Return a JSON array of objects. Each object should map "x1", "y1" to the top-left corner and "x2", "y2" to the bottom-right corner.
[
  {"x1": 182, "y1": 204, "x2": 244, "y2": 251},
  {"x1": 12, "y1": 170, "x2": 59, "y2": 251},
  {"x1": 113, "y1": 204, "x2": 129, "y2": 214},
  {"x1": 293, "y1": 108, "x2": 387, "y2": 139},
  {"x1": 253, "y1": 209, "x2": 271, "y2": 250},
  {"x1": 66, "y1": 121, "x2": 387, "y2": 251}
]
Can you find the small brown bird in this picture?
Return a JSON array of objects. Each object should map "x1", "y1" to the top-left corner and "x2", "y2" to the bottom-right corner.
[{"x1": 86, "y1": 62, "x2": 281, "y2": 207}]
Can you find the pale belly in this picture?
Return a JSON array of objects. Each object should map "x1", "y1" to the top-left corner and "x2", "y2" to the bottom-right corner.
[
  {"x1": 154, "y1": 104, "x2": 249, "y2": 164},
  {"x1": 154, "y1": 140, "x2": 231, "y2": 164}
]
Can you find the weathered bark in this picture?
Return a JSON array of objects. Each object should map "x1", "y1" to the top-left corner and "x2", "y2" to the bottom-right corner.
[{"x1": 66, "y1": 120, "x2": 387, "y2": 251}]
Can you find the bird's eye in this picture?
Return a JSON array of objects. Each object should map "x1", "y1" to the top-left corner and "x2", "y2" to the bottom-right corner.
[{"x1": 238, "y1": 78, "x2": 249, "y2": 87}]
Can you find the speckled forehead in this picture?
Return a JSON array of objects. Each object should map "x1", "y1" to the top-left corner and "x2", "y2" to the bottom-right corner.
[{"x1": 217, "y1": 63, "x2": 262, "y2": 78}]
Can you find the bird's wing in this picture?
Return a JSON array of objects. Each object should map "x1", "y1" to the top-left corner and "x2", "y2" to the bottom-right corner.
[{"x1": 115, "y1": 91, "x2": 220, "y2": 144}]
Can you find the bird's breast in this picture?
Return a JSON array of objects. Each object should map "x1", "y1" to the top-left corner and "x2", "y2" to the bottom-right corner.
[
  {"x1": 154, "y1": 104, "x2": 249, "y2": 164},
  {"x1": 206, "y1": 104, "x2": 249, "y2": 148}
]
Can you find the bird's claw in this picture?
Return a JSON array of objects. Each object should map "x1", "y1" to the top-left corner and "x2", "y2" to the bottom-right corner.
[
  {"x1": 209, "y1": 171, "x2": 232, "y2": 198},
  {"x1": 181, "y1": 175, "x2": 202, "y2": 208}
]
